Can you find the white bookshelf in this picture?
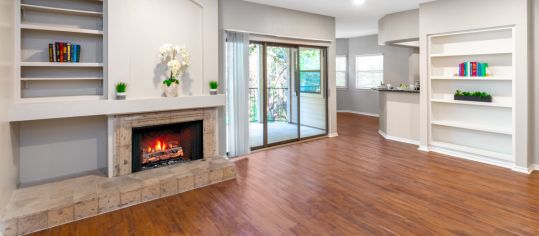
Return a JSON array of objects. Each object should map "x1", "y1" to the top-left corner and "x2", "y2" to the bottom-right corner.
[
  {"x1": 17, "y1": 0, "x2": 105, "y2": 101},
  {"x1": 428, "y1": 27, "x2": 515, "y2": 166}
]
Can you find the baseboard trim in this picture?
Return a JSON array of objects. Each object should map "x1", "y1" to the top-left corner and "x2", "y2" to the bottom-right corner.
[
  {"x1": 338, "y1": 110, "x2": 380, "y2": 118},
  {"x1": 377, "y1": 130, "x2": 420, "y2": 146},
  {"x1": 328, "y1": 132, "x2": 339, "y2": 138},
  {"x1": 418, "y1": 146, "x2": 430, "y2": 152},
  {"x1": 429, "y1": 145, "x2": 516, "y2": 171},
  {"x1": 511, "y1": 166, "x2": 535, "y2": 175}
]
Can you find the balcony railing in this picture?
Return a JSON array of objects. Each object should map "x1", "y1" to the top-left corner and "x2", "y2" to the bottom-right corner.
[{"x1": 249, "y1": 88, "x2": 289, "y2": 123}]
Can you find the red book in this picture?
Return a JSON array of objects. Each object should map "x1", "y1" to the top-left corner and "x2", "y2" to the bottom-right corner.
[
  {"x1": 471, "y1": 62, "x2": 477, "y2": 76},
  {"x1": 59, "y1": 43, "x2": 64, "y2": 62}
]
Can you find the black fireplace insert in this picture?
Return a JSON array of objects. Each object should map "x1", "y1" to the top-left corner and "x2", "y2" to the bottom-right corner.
[{"x1": 131, "y1": 120, "x2": 203, "y2": 173}]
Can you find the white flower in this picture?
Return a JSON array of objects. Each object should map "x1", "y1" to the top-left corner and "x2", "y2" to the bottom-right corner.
[
  {"x1": 168, "y1": 59, "x2": 183, "y2": 77},
  {"x1": 159, "y1": 43, "x2": 191, "y2": 79}
]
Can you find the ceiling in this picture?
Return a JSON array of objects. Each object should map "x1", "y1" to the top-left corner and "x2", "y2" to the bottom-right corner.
[{"x1": 244, "y1": 0, "x2": 434, "y2": 38}]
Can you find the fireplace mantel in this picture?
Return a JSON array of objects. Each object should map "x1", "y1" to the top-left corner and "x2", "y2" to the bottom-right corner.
[{"x1": 9, "y1": 94, "x2": 225, "y2": 122}]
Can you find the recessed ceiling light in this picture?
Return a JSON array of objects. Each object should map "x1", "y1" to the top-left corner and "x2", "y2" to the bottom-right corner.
[{"x1": 353, "y1": 0, "x2": 365, "y2": 5}]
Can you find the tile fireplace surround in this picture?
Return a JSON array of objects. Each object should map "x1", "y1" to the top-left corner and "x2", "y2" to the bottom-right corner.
[{"x1": 0, "y1": 108, "x2": 236, "y2": 236}]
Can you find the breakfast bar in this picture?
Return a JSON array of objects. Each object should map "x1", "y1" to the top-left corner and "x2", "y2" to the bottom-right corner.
[{"x1": 375, "y1": 88, "x2": 420, "y2": 145}]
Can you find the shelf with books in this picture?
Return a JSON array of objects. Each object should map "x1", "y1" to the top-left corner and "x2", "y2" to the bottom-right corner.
[
  {"x1": 430, "y1": 76, "x2": 512, "y2": 81},
  {"x1": 21, "y1": 4, "x2": 103, "y2": 17},
  {"x1": 21, "y1": 62, "x2": 103, "y2": 67}
]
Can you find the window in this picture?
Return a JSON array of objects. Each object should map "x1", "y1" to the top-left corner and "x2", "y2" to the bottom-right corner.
[
  {"x1": 336, "y1": 56, "x2": 347, "y2": 88},
  {"x1": 299, "y1": 48, "x2": 322, "y2": 93},
  {"x1": 355, "y1": 54, "x2": 383, "y2": 89}
]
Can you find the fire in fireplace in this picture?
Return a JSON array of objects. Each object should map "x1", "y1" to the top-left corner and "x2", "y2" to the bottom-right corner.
[{"x1": 132, "y1": 120, "x2": 203, "y2": 173}]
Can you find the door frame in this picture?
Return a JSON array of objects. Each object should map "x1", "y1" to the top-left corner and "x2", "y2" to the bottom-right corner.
[{"x1": 250, "y1": 41, "x2": 329, "y2": 151}]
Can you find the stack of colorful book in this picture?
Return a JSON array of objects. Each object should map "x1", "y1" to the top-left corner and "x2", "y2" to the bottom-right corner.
[
  {"x1": 48, "y1": 42, "x2": 81, "y2": 63},
  {"x1": 458, "y1": 62, "x2": 489, "y2": 77}
]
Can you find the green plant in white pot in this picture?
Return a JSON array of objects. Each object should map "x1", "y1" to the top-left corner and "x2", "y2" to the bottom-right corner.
[
  {"x1": 115, "y1": 82, "x2": 127, "y2": 100},
  {"x1": 159, "y1": 44, "x2": 190, "y2": 97},
  {"x1": 209, "y1": 81, "x2": 219, "y2": 95}
]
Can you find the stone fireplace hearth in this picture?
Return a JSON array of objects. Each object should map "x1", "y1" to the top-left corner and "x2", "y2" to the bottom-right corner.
[{"x1": 1, "y1": 108, "x2": 235, "y2": 236}]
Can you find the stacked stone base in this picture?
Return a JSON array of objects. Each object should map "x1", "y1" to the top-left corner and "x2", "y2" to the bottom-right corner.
[{"x1": 0, "y1": 157, "x2": 236, "y2": 236}]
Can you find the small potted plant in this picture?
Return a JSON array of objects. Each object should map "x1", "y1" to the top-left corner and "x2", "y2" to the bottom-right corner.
[
  {"x1": 209, "y1": 81, "x2": 219, "y2": 95},
  {"x1": 115, "y1": 82, "x2": 127, "y2": 100},
  {"x1": 454, "y1": 90, "x2": 492, "y2": 103}
]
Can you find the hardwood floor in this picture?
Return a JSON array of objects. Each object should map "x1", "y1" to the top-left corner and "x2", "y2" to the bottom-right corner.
[{"x1": 32, "y1": 113, "x2": 539, "y2": 235}]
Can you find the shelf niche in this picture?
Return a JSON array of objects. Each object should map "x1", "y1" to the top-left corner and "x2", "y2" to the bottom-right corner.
[
  {"x1": 18, "y1": 0, "x2": 105, "y2": 101},
  {"x1": 428, "y1": 27, "x2": 515, "y2": 165}
]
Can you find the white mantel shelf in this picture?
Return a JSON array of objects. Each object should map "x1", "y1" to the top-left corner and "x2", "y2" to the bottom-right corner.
[{"x1": 9, "y1": 95, "x2": 226, "y2": 122}]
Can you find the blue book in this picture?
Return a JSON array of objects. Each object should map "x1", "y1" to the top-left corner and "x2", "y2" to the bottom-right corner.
[
  {"x1": 478, "y1": 63, "x2": 482, "y2": 76},
  {"x1": 72, "y1": 45, "x2": 77, "y2": 63},
  {"x1": 76, "y1": 45, "x2": 81, "y2": 63}
]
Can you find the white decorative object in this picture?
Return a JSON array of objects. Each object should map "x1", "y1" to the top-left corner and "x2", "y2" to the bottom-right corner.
[
  {"x1": 159, "y1": 44, "x2": 191, "y2": 97},
  {"x1": 163, "y1": 83, "x2": 179, "y2": 97}
]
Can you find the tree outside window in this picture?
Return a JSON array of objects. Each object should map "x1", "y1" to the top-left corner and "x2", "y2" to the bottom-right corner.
[{"x1": 299, "y1": 48, "x2": 322, "y2": 93}]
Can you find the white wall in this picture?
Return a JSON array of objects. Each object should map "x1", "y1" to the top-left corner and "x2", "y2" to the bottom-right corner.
[
  {"x1": 218, "y1": 0, "x2": 337, "y2": 151},
  {"x1": 378, "y1": 9, "x2": 419, "y2": 45},
  {"x1": 107, "y1": 0, "x2": 218, "y2": 98},
  {"x1": 419, "y1": 0, "x2": 531, "y2": 169},
  {"x1": 0, "y1": 0, "x2": 18, "y2": 209},
  {"x1": 19, "y1": 117, "x2": 108, "y2": 185},
  {"x1": 337, "y1": 35, "x2": 414, "y2": 115}
]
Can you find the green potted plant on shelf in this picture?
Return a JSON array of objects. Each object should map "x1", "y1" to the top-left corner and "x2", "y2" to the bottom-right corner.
[
  {"x1": 209, "y1": 81, "x2": 219, "y2": 95},
  {"x1": 454, "y1": 90, "x2": 492, "y2": 103},
  {"x1": 115, "y1": 82, "x2": 127, "y2": 100}
]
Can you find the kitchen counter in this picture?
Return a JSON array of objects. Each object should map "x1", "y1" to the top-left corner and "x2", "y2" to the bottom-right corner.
[
  {"x1": 373, "y1": 88, "x2": 420, "y2": 93},
  {"x1": 378, "y1": 90, "x2": 420, "y2": 145}
]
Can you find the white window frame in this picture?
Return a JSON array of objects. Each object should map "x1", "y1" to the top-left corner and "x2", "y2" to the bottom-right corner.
[
  {"x1": 355, "y1": 54, "x2": 384, "y2": 90},
  {"x1": 336, "y1": 55, "x2": 347, "y2": 89}
]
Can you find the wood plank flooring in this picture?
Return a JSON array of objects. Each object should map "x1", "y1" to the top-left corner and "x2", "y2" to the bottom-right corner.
[{"x1": 32, "y1": 113, "x2": 539, "y2": 235}]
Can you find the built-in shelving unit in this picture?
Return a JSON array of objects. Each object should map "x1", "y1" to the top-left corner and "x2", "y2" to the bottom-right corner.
[
  {"x1": 17, "y1": 0, "x2": 105, "y2": 101},
  {"x1": 428, "y1": 27, "x2": 515, "y2": 166}
]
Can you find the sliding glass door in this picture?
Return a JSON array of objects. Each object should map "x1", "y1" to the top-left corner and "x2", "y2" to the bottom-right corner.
[
  {"x1": 249, "y1": 42, "x2": 327, "y2": 150},
  {"x1": 298, "y1": 47, "x2": 327, "y2": 139},
  {"x1": 266, "y1": 46, "x2": 299, "y2": 145}
]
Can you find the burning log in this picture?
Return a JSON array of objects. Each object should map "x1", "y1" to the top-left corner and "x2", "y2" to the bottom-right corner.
[{"x1": 142, "y1": 146, "x2": 184, "y2": 164}]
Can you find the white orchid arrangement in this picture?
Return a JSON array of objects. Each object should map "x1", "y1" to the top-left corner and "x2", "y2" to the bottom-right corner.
[{"x1": 159, "y1": 44, "x2": 191, "y2": 87}]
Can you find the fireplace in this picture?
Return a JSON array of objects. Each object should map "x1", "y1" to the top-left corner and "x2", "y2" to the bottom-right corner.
[{"x1": 131, "y1": 120, "x2": 203, "y2": 173}]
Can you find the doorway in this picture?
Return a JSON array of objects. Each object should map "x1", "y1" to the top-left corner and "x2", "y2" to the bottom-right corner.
[{"x1": 248, "y1": 42, "x2": 328, "y2": 150}]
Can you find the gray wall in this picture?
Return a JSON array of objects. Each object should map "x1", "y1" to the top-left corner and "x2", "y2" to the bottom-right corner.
[
  {"x1": 337, "y1": 34, "x2": 415, "y2": 115},
  {"x1": 336, "y1": 38, "x2": 349, "y2": 55},
  {"x1": 219, "y1": 0, "x2": 338, "y2": 149},
  {"x1": 0, "y1": 0, "x2": 18, "y2": 208},
  {"x1": 19, "y1": 116, "x2": 108, "y2": 185}
]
